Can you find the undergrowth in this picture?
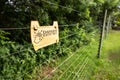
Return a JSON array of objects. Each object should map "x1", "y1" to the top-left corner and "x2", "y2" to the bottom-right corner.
[
  {"x1": 0, "y1": 25, "x2": 96, "y2": 80},
  {"x1": 39, "y1": 30, "x2": 120, "y2": 80},
  {"x1": 94, "y1": 30, "x2": 120, "y2": 80}
]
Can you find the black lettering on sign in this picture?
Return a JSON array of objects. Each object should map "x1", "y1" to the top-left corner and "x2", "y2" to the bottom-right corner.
[{"x1": 34, "y1": 29, "x2": 57, "y2": 44}]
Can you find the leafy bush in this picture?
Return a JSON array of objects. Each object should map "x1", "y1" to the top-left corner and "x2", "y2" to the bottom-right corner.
[
  {"x1": 0, "y1": 22, "x2": 96, "y2": 79},
  {"x1": 1, "y1": 0, "x2": 119, "y2": 79}
]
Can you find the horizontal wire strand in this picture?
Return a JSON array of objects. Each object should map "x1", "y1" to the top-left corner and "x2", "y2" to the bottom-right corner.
[
  {"x1": 1, "y1": 50, "x2": 25, "y2": 58},
  {"x1": 63, "y1": 43, "x2": 80, "y2": 52},
  {"x1": 56, "y1": 44, "x2": 93, "y2": 79},
  {"x1": 0, "y1": 24, "x2": 78, "y2": 30},
  {"x1": 58, "y1": 52, "x2": 83, "y2": 79},
  {"x1": 56, "y1": 44, "x2": 92, "y2": 79},
  {"x1": 74, "y1": 45, "x2": 94, "y2": 80},
  {"x1": 72, "y1": 58, "x2": 89, "y2": 80},
  {"x1": 1, "y1": 44, "x2": 33, "y2": 58},
  {"x1": 60, "y1": 29, "x2": 81, "y2": 40},
  {"x1": 79, "y1": 49, "x2": 93, "y2": 79},
  {"x1": 0, "y1": 27, "x2": 30, "y2": 30},
  {"x1": 79, "y1": 67, "x2": 88, "y2": 80},
  {"x1": 59, "y1": 24, "x2": 77, "y2": 27},
  {"x1": 41, "y1": 0, "x2": 80, "y2": 13},
  {"x1": 77, "y1": 58, "x2": 91, "y2": 79},
  {"x1": 66, "y1": 56, "x2": 88, "y2": 80},
  {"x1": 79, "y1": 61, "x2": 90, "y2": 80},
  {"x1": 42, "y1": 47, "x2": 81, "y2": 80},
  {"x1": 60, "y1": 32, "x2": 78, "y2": 40}
]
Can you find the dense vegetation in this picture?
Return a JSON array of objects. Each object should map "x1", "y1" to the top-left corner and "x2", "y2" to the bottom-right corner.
[
  {"x1": 40, "y1": 30, "x2": 120, "y2": 80},
  {"x1": 0, "y1": 0, "x2": 120, "y2": 79}
]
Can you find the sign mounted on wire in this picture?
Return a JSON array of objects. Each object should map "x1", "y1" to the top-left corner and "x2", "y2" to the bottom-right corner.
[{"x1": 31, "y1": 21, "x2": 59, "y2": 51}]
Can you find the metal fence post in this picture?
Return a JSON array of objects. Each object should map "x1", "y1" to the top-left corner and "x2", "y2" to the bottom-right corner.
[
  {"x1": 97, "y1": 9, "x2": 107, "y2": 58},
  {"x1": 105, "y1": 14, "x2": 111, "y2": 38}
]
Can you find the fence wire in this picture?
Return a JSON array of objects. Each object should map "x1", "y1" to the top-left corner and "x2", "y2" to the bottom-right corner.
[
  {"x1": 1, "y1": 44, "x2": 33, "y2": 58},
  {"x1": 0, "y1": 27, "x2": 30, "y2": 30},
  {"x1": 43, "y1": 49, "x2": 81, "y2": 80},
  {"x1": 57, "y1": 53, "x2": 83, "y2": 79},
  {"x1": 41, "y1": 0, "x2": 80, "y2": 13},
  {"x1": 72, "y1": 58, "x2": 89, "y2": 80},
  {"x1": 0, "y1": 24, "x2": 77, "y2": 30},
  {"x1": 40, "y1": 40, "x2": 97, "y2": 80}
]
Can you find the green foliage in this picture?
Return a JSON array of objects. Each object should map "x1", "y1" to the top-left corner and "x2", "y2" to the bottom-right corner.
[
  {"x1": 93, "y1": 31, "x2": 120, "y2": 80},
  {"x1": 0, "y1": 25, "x2": 95, "y2": 80},
  {"x1": 0, "y1": 30, "x2": 10, "y2": 40},
  {"x1": 0, "y1": 30, "x2": 37, "y2": 79},
  {"x1": 0, "y1": 0, "x2": 120, "y2": 79}
]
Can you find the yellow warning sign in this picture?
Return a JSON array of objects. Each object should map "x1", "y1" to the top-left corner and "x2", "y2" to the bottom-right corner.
[{"x1": 31, "y1": 21, "x2": 59, "y2": 51}]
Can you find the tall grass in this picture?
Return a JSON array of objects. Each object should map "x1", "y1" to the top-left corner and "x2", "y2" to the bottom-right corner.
[
  {"x1": 37, "y1": 30, "x2": 120, "y2": 80},
  {"x1": 94, "y1": 30, "x2": 120, "y2": 80}
]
